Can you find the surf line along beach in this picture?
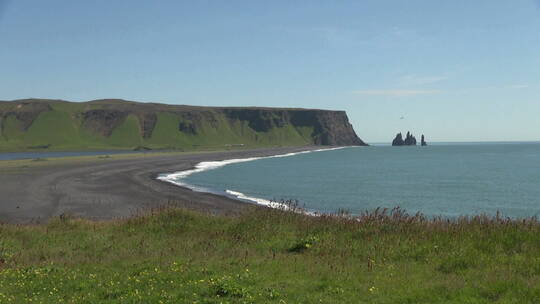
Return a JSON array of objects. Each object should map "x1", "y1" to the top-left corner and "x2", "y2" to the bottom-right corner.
[
  {"x1": 157, "y1": 146, "x2": 347, "y2": 210},
  {"x1": 0, "y1": 146, "x2": 341, "y2": 224}
]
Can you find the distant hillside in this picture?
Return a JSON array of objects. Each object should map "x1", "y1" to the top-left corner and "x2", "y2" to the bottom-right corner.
[{"x1": 0, "y1": 99, "x2": 366, "y2": 151}]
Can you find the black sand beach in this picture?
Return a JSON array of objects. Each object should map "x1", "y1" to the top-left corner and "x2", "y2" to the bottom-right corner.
[{"x1": 0, "y1": 146, "x2": 319, "y2": 224}]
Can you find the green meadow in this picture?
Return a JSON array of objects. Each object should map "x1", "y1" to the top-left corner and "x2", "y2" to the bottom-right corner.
[{"x1": 1, "y1": 206, "x2": 539, "y2": 303}]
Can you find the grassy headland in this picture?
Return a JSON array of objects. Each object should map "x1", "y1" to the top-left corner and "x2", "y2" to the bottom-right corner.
[
  {"x1": 1, "y1": 206, "x2": 539, "y2": 303},
  {"x1": 0, "y1": 99, "x2": 365, "y2": 152}
]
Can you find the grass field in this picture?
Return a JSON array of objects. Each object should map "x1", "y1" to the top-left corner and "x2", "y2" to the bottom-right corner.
[
  {"x1": 1, "y1": 205, "x2": 539, "y2": 303},
  {"x1": 0, "y1": 151, "x2": 189, "y2": 171},
  {"x1": 0, "y1": 146, "x2": 266, "y2": 172}
]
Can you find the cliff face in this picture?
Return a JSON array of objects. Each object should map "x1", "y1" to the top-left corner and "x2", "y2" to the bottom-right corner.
[
  {"x1": 222, "y1": 108, "x2": 365, "y2": 146},
  {"x1": 0, "y1": 99, "x2": 366, "y2": 151}
]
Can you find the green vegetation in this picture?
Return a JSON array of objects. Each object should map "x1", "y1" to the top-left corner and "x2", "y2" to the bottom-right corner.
[
  {"x1": 1, "y1": 206, "x2": 540, "y2": 303},
  {"x1": 23, "y1": 111, "x2": 80, "y2": 147},
  {"x1": 0, "y1": 100, "x2": 319, "y2": 152},
  {"x1": 1, "y1": 116, "x2": 25, "y2": 141},
  {"x1": 0, "y1": 150, "x2": 228, "y2": 172},
  {"x1": 106, "y1": 114, "x2": 144, "y2": 147}
]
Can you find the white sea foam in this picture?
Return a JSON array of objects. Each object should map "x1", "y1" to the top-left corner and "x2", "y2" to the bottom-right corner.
[
  {"x1": 225, "y1": 190, "x2": 287, "y2": 209},
  {"x1": 157, "y1": 147, "x2": 351, "y2": 209},
  {"x1": 225, "y1": 189, "x2": 321, "y2": 216},
  {"x1": 157, "y1": 147, "x2": 347, "y2": 185}
]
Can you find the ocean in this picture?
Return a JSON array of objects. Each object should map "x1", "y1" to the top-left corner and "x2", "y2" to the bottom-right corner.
[{"x1": 159, "y1": 142, "x2": 540, "y2": 218}]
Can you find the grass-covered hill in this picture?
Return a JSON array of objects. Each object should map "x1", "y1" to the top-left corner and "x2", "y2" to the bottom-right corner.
[
  {"x1": 0, "y1": 99, "x2": 366, "y2": 152},
  {"x1": 1, "y1": 206, "x2": 539, "y2": 303}
]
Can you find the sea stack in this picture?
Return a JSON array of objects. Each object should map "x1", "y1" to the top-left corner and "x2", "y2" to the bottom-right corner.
[
  {"x1": 392, "y1": 133, "x2": 405, "y2": 146},
  {"x1": 404, "y1": 132, "x2": 417, "y2": 145},
  {"x1": 421, "y1": 135, "x2": 427, "y2": 146},
  {"x1": 392, "y1": 131, "x2": 417, "y2": 146}
]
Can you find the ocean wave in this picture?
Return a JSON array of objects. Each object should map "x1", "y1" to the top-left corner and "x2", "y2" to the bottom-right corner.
[
  {"x1": 157, "y1": 146, "x2": 349, "y2": 187},
  {"x1": 225, "y1": 189, "x2": 321, "y2": 216},
  {"x1": 225, "y1": 190, "x2": 288, "y2": 209},
  {"x1": 157, "y1": 147, "x2": 354, "y2": 214}
]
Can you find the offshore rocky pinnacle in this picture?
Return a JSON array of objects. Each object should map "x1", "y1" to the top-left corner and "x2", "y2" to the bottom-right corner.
[
  {"x1": 421, "y1": 134, "x2": 428, "y2": 146},
  {"x1": 392, "y1": 131, "x2": 426, "y2": 146}
]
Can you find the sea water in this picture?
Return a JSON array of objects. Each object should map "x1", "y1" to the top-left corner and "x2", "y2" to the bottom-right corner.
[{"x1": 160, "y1": 143, "x2": 540, "y2": 218}]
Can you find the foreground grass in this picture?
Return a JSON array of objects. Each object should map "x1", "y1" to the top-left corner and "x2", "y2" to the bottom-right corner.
[{"x1": 1, "y1": 207, "x2": 540, "y2": 303}]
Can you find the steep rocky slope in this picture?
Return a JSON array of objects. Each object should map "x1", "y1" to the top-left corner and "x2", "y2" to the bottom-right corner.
[{"x1": 0, "y1": 99, "x2": 366, "y2": 151}]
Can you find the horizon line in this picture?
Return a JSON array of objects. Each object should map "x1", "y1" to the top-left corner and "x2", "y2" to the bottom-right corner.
[{"x1": 367, "y1": 140, "x2": 540, "y2": 144}]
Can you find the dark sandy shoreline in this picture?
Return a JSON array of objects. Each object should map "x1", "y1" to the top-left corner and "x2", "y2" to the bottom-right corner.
[{"x1": 0, "y1": 146, "x2": 324, "y2": 224}]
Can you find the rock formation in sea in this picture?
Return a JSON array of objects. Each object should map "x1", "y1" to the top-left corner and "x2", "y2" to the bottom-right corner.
[
  {"x1": 392, "y1": 133, "x2": 404, "y2": 146},
  {"x1": 404, "y1": 132, "x2": 417, "y2": 145},
  {"x1": 392, "y1": 131, "x2": 417, "y2": 146},
  {"x1": 421, "y1": 135, "x2": 427, "y2": 146}
]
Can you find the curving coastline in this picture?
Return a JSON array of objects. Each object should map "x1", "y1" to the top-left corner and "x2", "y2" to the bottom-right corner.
[
  {"x1": 157, "y1": 146, "x2": 348, "y2": 211},
  {"x1": 0, "y1": 146, "x2": 331, "y2": 224}
]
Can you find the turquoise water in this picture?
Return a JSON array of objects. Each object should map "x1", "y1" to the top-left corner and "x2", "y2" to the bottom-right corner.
[{"x1": 177, "y1": 143, "x2": 540, "y2": 218}]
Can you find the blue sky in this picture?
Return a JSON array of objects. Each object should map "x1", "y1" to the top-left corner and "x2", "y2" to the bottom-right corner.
[{"x1": 0, "y1": 0, "x2": 539, "y2": 142}]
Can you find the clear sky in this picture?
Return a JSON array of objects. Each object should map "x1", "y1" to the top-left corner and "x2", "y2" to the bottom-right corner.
[{"x1": 0, "y1": 0, "x2": 539, "y2": 143}]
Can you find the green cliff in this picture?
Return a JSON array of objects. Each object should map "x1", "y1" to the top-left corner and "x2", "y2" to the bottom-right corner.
[{"x1": 0, "y1": 99, "x2": 366, "y2": 151}]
